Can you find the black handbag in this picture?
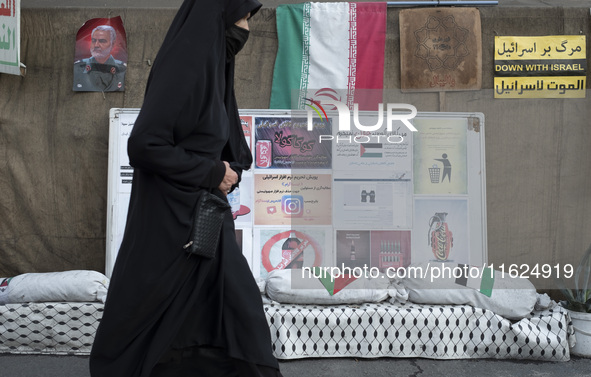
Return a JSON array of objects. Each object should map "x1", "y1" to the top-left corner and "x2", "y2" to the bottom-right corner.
[{"x1": 183, "y1": 189, "x2": 230, "y2": 258}]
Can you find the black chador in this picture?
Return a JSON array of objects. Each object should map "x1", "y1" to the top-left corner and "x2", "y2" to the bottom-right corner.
[{"x1": 89, "y1": 1, "x2": 282, "y2": 376}]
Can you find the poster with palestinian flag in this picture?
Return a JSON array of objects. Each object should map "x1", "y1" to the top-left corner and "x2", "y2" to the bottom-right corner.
[{"x1": 269, "y1": 2, "x2": 387, "y2": 111}]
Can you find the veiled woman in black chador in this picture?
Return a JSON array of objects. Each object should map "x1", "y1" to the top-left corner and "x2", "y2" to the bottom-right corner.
[{"x1": 89, "y1": 1, "x2": 282, "y2": 376}]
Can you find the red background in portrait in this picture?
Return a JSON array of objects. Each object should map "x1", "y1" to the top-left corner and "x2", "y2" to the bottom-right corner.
[{"x1": 74, "y1": 16, "x2": 127, "y2": 63}]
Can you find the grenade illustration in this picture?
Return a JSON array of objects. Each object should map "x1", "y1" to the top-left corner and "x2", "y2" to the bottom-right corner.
[{"x1": 428, "y1": 212, "x2": 453, "y2": 261}]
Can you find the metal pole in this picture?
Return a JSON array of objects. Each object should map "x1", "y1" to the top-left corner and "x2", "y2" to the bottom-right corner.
[{"x1": 387, "y1": 1, "x2": 498, "y2": 6}]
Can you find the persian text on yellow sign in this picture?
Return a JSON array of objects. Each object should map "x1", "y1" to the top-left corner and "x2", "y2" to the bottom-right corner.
[{"x1": 494, "y1": 35, "x2": 586, "y2": 60}]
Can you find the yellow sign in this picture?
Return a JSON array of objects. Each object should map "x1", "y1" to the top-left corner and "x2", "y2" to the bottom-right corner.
[
  {"x1": 494, "y1": 36, "x2": 586, "y2": 99},
  {"x1": 495, "y1": 36, "x2": 586, "y2": 60},
  {"x1": 494, "y1": 76, "x2": 585, "y2": 99}
]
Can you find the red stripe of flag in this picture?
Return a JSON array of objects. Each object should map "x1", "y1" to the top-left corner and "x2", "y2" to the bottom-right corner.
[{"x1": 355, "y1": 2, "x2": 387, "y2": 111}]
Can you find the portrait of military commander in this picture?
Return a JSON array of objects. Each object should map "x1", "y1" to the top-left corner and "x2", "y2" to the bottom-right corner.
[{"x1": 73, "y1": 25, "x2": 126, "y2": 92}]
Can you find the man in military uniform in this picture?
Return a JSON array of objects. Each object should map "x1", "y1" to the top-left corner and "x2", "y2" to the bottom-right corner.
[{"x1": 73, "y1": 25, "x2": 126, "y2": 92}]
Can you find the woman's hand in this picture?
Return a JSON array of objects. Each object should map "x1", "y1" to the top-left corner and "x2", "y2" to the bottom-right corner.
[{"x1": 218, "y1": 161, "x2": 238, "y2": 195}]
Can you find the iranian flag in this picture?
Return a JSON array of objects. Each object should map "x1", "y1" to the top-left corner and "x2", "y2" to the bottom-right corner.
[{"x1": 270, "y1": 2, "x2": 387, "y2": 111}]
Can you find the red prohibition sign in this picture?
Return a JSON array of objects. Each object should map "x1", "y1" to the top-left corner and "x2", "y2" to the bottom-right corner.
[{"x1": 261, "y1": 230, "x2": 323, "y2": 272}]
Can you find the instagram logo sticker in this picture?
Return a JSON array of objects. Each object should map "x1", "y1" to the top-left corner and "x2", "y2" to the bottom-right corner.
[{"x1": 281, "y1": 195, "x2": 304, "y2": 217}]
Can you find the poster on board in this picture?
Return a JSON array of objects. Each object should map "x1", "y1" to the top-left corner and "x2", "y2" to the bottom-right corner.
[
  {"x1": 254, "y1": 116, "x2": 332, "y2": 169},
  {"x1": 413, "y1": 117, "x2": 468, "y2": 195},
  {"x1": 253, "y1": 173, "x2": 332, "y2": 226},
  {"x1": 253, "y1": 227, "x2": 331, "y2": 280}
]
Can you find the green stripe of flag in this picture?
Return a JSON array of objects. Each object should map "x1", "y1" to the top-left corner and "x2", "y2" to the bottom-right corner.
[{"x1": 270, "y1": 3, "x2": 305, "y2": 109}]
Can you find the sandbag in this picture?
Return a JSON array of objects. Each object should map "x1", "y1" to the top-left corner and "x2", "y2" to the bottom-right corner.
[
  {"x1": 0, "y1": 270, "x2": 109, "y2": 304},
  {"x1": 265, "y1": 268, "x2": 395, "y2": 305},
  {"x1": 402, "y1": 262, "x2": 537, "y2": 320}
]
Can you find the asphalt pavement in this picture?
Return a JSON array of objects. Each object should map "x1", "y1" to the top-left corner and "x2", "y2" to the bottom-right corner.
[{"x1": 1, "y1": 354, "x2": 591, "y2": 377}]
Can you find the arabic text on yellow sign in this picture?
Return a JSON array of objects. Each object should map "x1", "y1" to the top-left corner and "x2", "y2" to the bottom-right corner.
[{"x1": 494, "y1": 76, "x2": 586, "y2": 99}]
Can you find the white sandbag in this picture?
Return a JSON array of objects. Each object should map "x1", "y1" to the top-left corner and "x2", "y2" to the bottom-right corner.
[
  {"x1": 265, "y1": 269, "x2": 394, "y2": 305},
  {"x1": 402, "y1": 262, "x2": 537, "y2": 320},
  {"x1": 255, "y1": 277, "x2": 278, "y2": 304},
  {"x1": 255, "y1": 277, "x2": 266, "y2": 295},
  {"x1": 388, "y1": 277, "x2": 410, "y2": 304},
  {"x1": 0, "y1": 270, "x2": 109, "y2": 304}
]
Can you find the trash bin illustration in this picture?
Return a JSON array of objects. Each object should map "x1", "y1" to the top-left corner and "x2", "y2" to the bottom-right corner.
[{"x1": 428, "y1": 164, "x2": 440, "y2": 184}]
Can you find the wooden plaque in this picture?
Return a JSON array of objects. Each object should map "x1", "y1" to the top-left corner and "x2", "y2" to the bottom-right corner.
[{"x1": 400, "y1": 7, "x2": 482, "y2": 92}]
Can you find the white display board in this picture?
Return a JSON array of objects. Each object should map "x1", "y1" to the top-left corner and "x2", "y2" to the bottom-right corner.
[{"x1": 107, "y1": 108, "x2": 487, "y2": 279}]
